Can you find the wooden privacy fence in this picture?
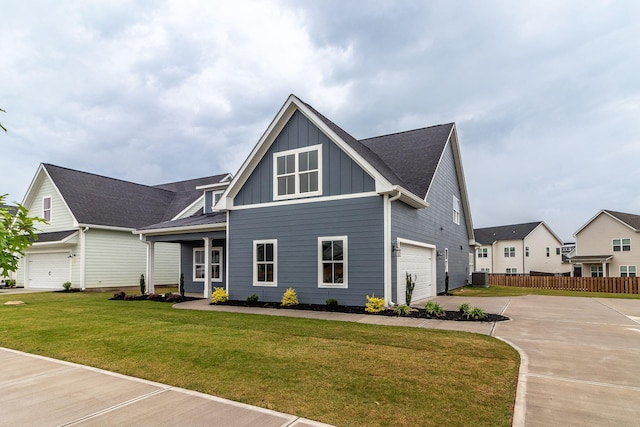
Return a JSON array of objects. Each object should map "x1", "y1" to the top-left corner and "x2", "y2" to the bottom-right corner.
[{"x1": 488, "y1": 274, "x2": 640, "y2": 294}]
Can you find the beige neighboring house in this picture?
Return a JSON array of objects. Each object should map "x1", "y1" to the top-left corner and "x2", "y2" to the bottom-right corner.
[
  {"x1": 569, "y1": 210, "x2": 639, "y2": 277},
  {"x1": 474, "y1": 221, "x2": 570, "y2": 275},
  {"x1": 16, "y1": 163, "x2": 230, "y2": 290}
]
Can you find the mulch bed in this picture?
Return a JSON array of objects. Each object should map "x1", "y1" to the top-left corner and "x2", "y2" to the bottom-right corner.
[
  {"x1": 109, "y1": 292, "x2": 201, "y2": 303},
  {"x1": 214, "y1": 300, "x2": 509, "y2": 322}
]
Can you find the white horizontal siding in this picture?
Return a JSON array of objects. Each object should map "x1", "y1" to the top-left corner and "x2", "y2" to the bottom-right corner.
[
  {"x1": 83, "y1": 229, "x2": 179, "y2": 288},
  {"x1": 154, "y1": 242, "x2": 180, "y2": 285},
  {"x1": 27, "y1": 175, "x2": 75, "y2": 232}
]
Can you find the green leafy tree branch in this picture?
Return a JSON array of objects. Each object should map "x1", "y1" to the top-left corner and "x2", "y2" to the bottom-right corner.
[{"x1": 1, "y1": 194, "x2": 45, "y2": 277}]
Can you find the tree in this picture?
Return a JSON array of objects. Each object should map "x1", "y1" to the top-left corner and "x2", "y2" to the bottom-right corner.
[
  {"x1": 1, "y1": 195, "x2": 45, "y2": 277},
  {"x1": 0, "y1": 108, "x2": 6, "y2": 132}
]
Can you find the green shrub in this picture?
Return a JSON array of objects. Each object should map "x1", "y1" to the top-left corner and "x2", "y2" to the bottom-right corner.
[
  {"x1": 467, "y1": 306, "x2": 487, "y2": 320},
  {"x1": 5, "y1": 279, "x2": 16, "y2": 288},
  {"x1": 62, "y1": 281, "x2": 72, "y2": 291},
  {"x1": 139, "y1": 274, "x2": 146, "y2": 295},
  {"x1": 325, "y1": 298, "x2": 339, "y2": 307},
  {"x1": 394, "y1": 304, "x2": 411, "y2": 316},
  {"x1": 424, "y1": 301, "x2": 445, "y2": 317},
  {"x1": 212, "y1": 287, "x2": 229, "y2": 304},
  {"x1": 405, "y1": 272, "x2": 416, "y2": 306},
  {"x1": 246, "y1": 294, "x2": 259, "y2": 302},
  {"x1": 458, "y1": 303, "x2": 471, "y2": 316},
  {"x1": 281, "y1": 288, "x2": 299, "y2": 306},
  {"x1": 365, "y1": 294, "x2": 385, "y2": 313}
]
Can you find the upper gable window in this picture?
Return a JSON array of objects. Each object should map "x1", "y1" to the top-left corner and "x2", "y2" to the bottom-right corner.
[
  {"x1": 273, "y1": 145, "x2": 322, "y2": 200},
  {"x1": 452, "y1": 196, "x2": 460, "y2": 225},
  {"x1": 43, "y1": 196, "x2": 52, "y2": 222}
]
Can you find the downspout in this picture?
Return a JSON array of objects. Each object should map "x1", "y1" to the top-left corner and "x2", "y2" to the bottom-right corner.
[
  {"x1": 384, "y1": 190, "x2": 402, "y2": 306},
  {"x1": 80, "y1": 227, "x2": 89, "y2": 291},
  {"x1": 522, "y1": 239, "x2": 526, "y2": 274}
]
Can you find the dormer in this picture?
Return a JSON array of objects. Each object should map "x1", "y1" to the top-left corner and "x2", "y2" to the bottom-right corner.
[{"x1": 196, "y1": 174, "x2": 233, "y2": 214}]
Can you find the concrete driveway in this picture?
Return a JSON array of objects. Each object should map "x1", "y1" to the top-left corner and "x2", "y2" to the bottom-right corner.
[{"x1": 433, "y1": 295, "x2": 640, "y2": 427}]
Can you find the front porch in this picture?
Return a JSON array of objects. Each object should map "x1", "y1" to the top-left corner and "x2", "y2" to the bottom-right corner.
[{"x1": 134, "y1": 212, "x2": 227, "y2": 299}]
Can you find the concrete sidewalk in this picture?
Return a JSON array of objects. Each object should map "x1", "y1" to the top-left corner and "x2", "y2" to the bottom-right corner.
[{"x1": 0, "y1": 347, "x2": 332, "y2": 427}]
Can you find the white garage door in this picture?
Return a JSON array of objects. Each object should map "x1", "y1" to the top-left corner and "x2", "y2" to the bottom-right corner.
[
  {"x1": 397, "y1": 241, "x2": 434, "y2": 304},
  {"x1": 27, "y1": 252, "x2": 70, "y2": 289}
]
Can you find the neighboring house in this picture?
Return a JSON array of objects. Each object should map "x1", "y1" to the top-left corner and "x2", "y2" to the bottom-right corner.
[
  {"x1": 569, "y1": 209, "x2": 640, "y2": 277},
  {"x1": 474, "y1": 221, "x2": 569, "y2": 275},
  {"x1": 16, "y1": 163, "x2": 230, "y2": 290},
  {"x1": 136, "y1": 94, "x2": 476, "y2": 306}
]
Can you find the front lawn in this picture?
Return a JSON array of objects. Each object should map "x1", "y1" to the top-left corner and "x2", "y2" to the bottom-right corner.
[
  {"x1": 0, "y1": 292, "x2": 518, "y2": 427},
  {"x1": 452, "y1": 285, "x2": 640, "y2": 299}
]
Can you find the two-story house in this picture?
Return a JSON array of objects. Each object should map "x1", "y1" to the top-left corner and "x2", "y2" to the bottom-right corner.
[
  {"x1": 474, "y1": 221, "x2": 569, "y2": 275},
  {"x1": 569, "y1": 210, "x2": 639, "y2": 277},
  {"x1": 136, "y1": 94, "x2": 476, "y2": 306}
]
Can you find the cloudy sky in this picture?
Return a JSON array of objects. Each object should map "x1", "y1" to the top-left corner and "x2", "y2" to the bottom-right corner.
[{"x1": 2, "y1": 1, "x2": 639, "y2": 240}]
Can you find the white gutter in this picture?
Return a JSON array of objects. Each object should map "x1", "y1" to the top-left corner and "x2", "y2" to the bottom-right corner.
[
  {"x1": 132, "y1": 222, "x2": 227, "y2": 236},
  {"x1": 77, "y1": 223, "x2": 135, "y2": 232}
]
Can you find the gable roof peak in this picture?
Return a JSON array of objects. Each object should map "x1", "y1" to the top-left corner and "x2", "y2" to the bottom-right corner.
[{"x1": 603, "y1": 209, "x2": 640, "y2": 231}]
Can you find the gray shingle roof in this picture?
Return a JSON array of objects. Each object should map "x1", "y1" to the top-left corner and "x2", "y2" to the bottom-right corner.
[
  {"x1": 360, "y1": 124, "x2": 454, "y2": 199},
  {"x1": 301, "y1": 99, "x2": 454, "y2": 198},
  {"x1": 605, "y1": 210, "x2": 640, "y2": 231},
  {"x1": 43, "y1": 164, "x2": 228, "y2": 229},
  {"x1": 137, "y1": 211, "x2": 227, "y2": 231},
  {"x1": 474, "y1": 222, "x2": 543, "y2": 245},
  {"x1": 32, "y1": 230, "x2": 78, "y2": 243}
]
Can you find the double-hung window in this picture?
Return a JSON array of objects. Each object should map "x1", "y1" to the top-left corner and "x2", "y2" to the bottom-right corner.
[
  {"x1": 318, "y1": 236, "x2": 347, "y2": 288},
  {"x1": 274, "y1": 145, "x2": 322, "y2": 200},
  {"x1": 193, "y1": 248, "x2": 222, "y2": 282},
  {"x1": 591, "y1": 265, "x2": 603, "y2": 277},
  {"x1": 452, "y1": 196, "x2": 460, "y2": 225},
  {"x1": 254, "y1": 240, "x2": 277, "y2": 286},
  {"x1": 504, "y1": 247, "x2": 515, "y2": 257},
  {"x1": 43, "y1": 196, "x2": 52, "y2": 222},
  {"x1": 546, "y1": 247, "x2": 550, "y2": 257},
  {"x1": 613, "y1": 239, "x2": 631, "y2": 252},
  {"x1": 506, "y1": 268, "x2": 517, "y2": 274},
  {"x1": 477, "y1": 247, "x2": 488, "y2": 258},
  {"x1": 620, "y1": 266, "x2": 636, "y2": 277},
  {"x1": 525, "y1": 246, "x2": 530, "y2": 257}
]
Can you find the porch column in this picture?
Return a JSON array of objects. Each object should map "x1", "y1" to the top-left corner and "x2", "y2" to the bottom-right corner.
[
  {"x1": 602, "y1": 262, "x2": 607, "y2": 278},
  {"x1": 203, "y1": 237, "x2": 212, "y2": 299},
  {"x1": 146, "y1": 241, "x2": 155, "y2": 295}
]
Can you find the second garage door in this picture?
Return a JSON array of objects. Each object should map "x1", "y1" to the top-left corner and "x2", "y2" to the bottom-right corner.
[
  {"x1": 397, "y1": 240, "x2": 435, "y2": 304},
  {"x1": 27, "y1": 252, "x2": 70, "y2": 289}
]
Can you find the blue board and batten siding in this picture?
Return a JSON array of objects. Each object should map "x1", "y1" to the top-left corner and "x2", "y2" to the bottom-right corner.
[
  {"x1": 391, "y1": 141, "x2": 473, "y2": 296},
  {"x1": 234, "y1": 110, "x2": 375, "y2": 206},
  {"x1": 228, "y1": 197, "x2": 384, "y2": 306}
]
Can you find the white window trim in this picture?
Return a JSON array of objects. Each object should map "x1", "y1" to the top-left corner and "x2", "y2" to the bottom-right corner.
[
  {"x1": 211, "y1": 191, "x2": 223, "y2": 212},
  {"x1": 253, "y1": 239, "x2": 277, "y2": 287},
  {"x1": 452, "y1": 196, "x2": 460, "y2": 225},
  {"x1": 620, "y1": 265, "x2": 637, "y2": 277},
  {"x1": 613, "y1": 238, "x2": 631, "y2": 252},
  {"x1": 318, "y1": 236, "x2": 348, "y2": 289},
  {"x1": 43, "y1": 195, "x2": 52, "y2": 222},
  {"x1": 193, "y1": 247, "x2": 223, "y2": 282},
  {"x1": 273, "y1": 144, "x2": 322, "y2": 201}
]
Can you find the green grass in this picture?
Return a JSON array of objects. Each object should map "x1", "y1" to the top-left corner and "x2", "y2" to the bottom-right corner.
[
  {"x1": 0, "y1": 292, "x2": 519, "y2": 427},
  {"x1": 452, "y1": 285, "x2": 640, "y2": 299}
]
